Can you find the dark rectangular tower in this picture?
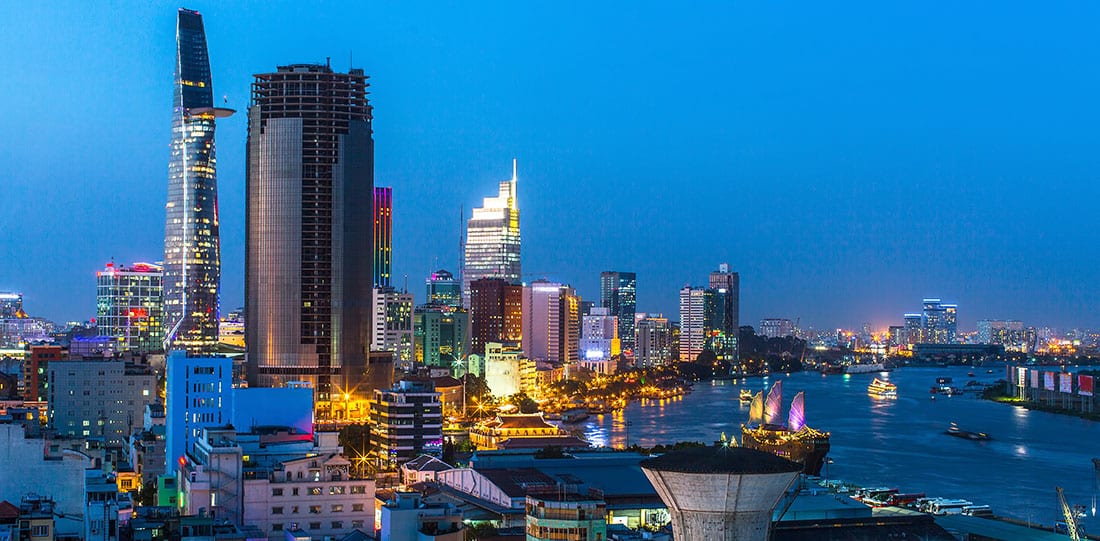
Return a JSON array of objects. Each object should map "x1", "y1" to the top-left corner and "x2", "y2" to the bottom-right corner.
[
  {"x1": 246, "y1": 64, "x2": 374, "y2": 413},
  {"x1": 599, "y1": 271, "x2": 637, "y2": 354},
  {"x1": 373, "y1": 187, "x2": 392, "y2": 288}
]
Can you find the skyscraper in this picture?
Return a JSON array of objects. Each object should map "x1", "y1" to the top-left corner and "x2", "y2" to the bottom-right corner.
[
  {"x1": 522, "y1": 281, "x2": 579, "y2": 364},
  {"x1": 371, "y1": 287, "x2": 414, "y2": 369},
  {"x1": 636, "y1": 314, "x2": 672, "y2": 368},
  {"x1": 245, "y1": 63, "x2": 374, "y2": 408},
  {"x1": 678, "y1": 286, "x2": 706, "y2": 362},
  {"x1": 96, "y1": 262, "x2": 164, "y2": 354},
  {"x1": 708, "y1": 263, "x2": 740, "y2": 360},
  {"x1": 373, "y1": 187, "x2": 393, "y2": 288},
  {"x1": 921, "y1": 298, "x2": 956, "y2": 344},
  {"x1": 425, "y1": 269, "x2": 462, "y2": 308},
  {"x1": 163, "y1": 9, "x2": 233, "y2": 353},
  {"x1": 462, "y1": 161, "x2": 520, "y2": 307},
  {"x1": 599, "y1": 271, "x2": 636, "y2": 354},
  {"x1": 469, "y1": 277, "x2": 523, "y2": 355}
]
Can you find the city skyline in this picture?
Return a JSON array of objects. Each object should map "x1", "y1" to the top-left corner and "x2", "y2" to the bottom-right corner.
[{"x1": 4, "y1": 3, "x2": 1100, "y2": 330}]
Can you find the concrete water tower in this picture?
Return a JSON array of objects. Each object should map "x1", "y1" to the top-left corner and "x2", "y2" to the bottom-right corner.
[{"x1": 641, "y1": 445, "x2": 801, "y2": 541}]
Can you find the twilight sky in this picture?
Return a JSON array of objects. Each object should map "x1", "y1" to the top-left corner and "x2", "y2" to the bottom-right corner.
[{"x1": 2, "y1": 1, "x2": 1099, "y2": 331}]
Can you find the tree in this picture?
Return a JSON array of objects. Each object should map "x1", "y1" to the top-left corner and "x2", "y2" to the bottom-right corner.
[
  {"x1": 508, "y1": 392, "x2": 539, "y2": 414},
  {"x1": 462, "y1": 373, "x2": 491, "y2": 403}
]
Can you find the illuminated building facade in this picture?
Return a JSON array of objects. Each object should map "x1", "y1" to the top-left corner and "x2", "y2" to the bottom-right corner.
[
  {"x1": 96, "y1": 262, "x2": 164, "y2": 354},
  {"x1": 414, "y1": 306, "x2": 469, "y2": 368},
  {"x1": 579, "y1": 307, "x2": 619, "y2": 361},
  {"x1": 163, "y1": 9, "x2": 232, "y2": 354},
  {"x1": 426, "y1": 269, "x2": 462, "y2": 308},
  {"x1": 0, "y1": 293, "x2": 23, "y2": 318},
  {"x1": 373, "y1": 186, "x2": 393, "y2": 288},
  {"x1": 521, "y1": 281, "x2": 579, "y2": 364},
  {"x1": 759, "y1": 318, "x2": 793, "y2": 339},
  {"x1": 921, "y1": 299, "x2": 957, "y2": 344},
  {"x1": 707, "y1": 263, "x2": 740, "y2": 360},
  {"x1": 462, "y1": 160, "x2": 520, "y2": 307},
  {"x1": 370, "y1": 380, "x2": 443, "y2": 468},
  {"x1": 245, "y1": 63, "x2": 374, "y2": 407},
  {"x1": 371, "y1": 287, "x2": 414, "y2": 369},
  {"x1": 678, "y1": 287, "x2": 706, "y2": 362},
  {"x1": 469, "y1": 277, "x2": 523, "y2": 355},
  {"x1": 636, "y1": 314, "x2": 672, "y2": 368},
  {"x1": 903, "y1": 313, "x2": 923, "y2": 345},
  {"x1": 599, "y1": 271, "x2": 636, "y2": 353}
]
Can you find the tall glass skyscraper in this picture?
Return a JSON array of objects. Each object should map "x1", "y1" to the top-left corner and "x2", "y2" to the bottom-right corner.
[
  {"x1": 462, "y1": 160, "x2": 520, "y2": 307},
  {"x1": 373, "y1": 187, "x2": 392, "y2": 288},
  {"x1": 163, "y1": 9, "x2": 232, "y2": 353},
  {"x1": 96, "y1": 262, "x2": 164, "y2": 354},
  {"x1": 246, "y1": 63, "x2": 374, "y2": 409},
  {"x1": 599, "y1": 271, "x2": 637, "y2": 353}
]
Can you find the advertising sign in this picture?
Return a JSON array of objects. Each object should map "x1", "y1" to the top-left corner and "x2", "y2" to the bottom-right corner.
[
  {"x1": 1044, "y1": 372, "x2": 1055, "y2": 391},
  {"x1": 1080, "y1": 375, "x2": 1094, "y2": 397},
  {"x1": 1060, "y1": 373, "x2": 1073, "y2": 394}
]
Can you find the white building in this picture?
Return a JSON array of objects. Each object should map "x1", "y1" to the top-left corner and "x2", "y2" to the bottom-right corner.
[
  {"x1": 759, "y1": 318, "x2": 794, "y2": 339},
  {"x1": 378, "y1": 491, "x2": 463, "y2": 541},
  {"x1": 579, "y1": 307, "x2": 619, "y2": 361},
  {"x1": 678, "y1": 287, "x2": 707, "y2": 362},
  {"x1": 483, "y1": 343, "x2": 522, "y2": 398},
  {"x1": 371, "y1": 287, "x2": 414, "y2": 366},
  {"x1": 636, "y1": 314, "x2": 672, "y2": 368},
  {"x1": 521, "y1": 281, "x2": 579, "y2": 364}
]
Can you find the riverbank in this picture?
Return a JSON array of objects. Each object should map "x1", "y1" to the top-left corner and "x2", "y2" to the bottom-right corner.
[{"x1": 982, "y1": 383, "x2": 1100, "y2": 422}]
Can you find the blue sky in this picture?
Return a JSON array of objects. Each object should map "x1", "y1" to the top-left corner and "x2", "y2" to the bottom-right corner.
[{"x1": 2, "y1": 1, "x2": 1099, "y2": 331}]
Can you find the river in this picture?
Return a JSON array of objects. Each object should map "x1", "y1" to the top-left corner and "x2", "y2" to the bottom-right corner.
[{"x1": 577, "y1": 364, "x2": 1100, "y2": 530}]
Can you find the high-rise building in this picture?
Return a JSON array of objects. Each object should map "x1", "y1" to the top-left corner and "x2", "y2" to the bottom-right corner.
[
  {"x1": 522, "y1": 281, "x2": 579, "y2": 364},
  {"x1": 0, "y1": 293, "x2": 23, "y2": 318},
  {"x1": 636, "y1": 314, "x2": 672, "y2": 368},
  {"x1": 96, "y1": 262, "x2": 164, "y2": 354},
  {"x1": 371, "y1": 380, "x2": 443, "y2": 468},
  {"x1": 414, "y1": 306, "x2": 470, "y2": 369},
  {"x1": 678, "y1": 287, "x2": 707, "y2": 362},
  {"x1": 599, "y1": 271, "x2": 637, "y2": 354},
  {"x1": 462, "y1": 161, "x2": 520, "y2": 307},
  {"x1": 921, "y1": 299, "x2": 957, "y2": 344},
  {"x1": 165, "y1": 352, "x2": 233, "y2": 467},
  {"x1": 373, "y1": 187, "x2": 393, "y2": 288},
  {"x1": 426, "y1": 269, "x2": 462, "y2": 308},
  {"x1": 579, "y1": 307, "x2": 619, "y2": 361},
  {"x1": 469, "y1": 278, "x2": 523, "y2": 355},
  {"x1": 24, "y1": 345, "x2": 62, "y2": 402},
  {"x1": 48, "y1": 359, "x2": 157, "y2": 444},
  {"x1": 163, "y1": 9, "x2": 233, "y2": 354},
  {"x1": 759, "y1": 318, "x2": 793, "y2": 339},
  {"x1": 245, "y1": 63, "x2": 374, "y2": 407},
  {"x1": 708, "y1": 263, "x2": 740, "y2": 360},
  {"x1": 903, "y1": 313, "x2": 923, "y2": 345},
  {"x1": 371, "y1": 287, "x2": 414, "y2": 369}
]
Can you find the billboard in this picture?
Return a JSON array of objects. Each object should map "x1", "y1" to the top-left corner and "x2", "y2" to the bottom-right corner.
[
  {"x1": 1031, "y1": 370, "x2": 1040, "y2": 389},
  {"x1": 1080, "y1": 375, "x2": 1094, "y2": 397},
  {"x1": 1044, "y1": 371, "x2": 1055, "y2": 391},
  {"x1": 1016, "y1": 368, "x2": 1027, "y2": 388},
  {"x1": 1060, "y1": 373, "x2": 1073, "y2": 394}
]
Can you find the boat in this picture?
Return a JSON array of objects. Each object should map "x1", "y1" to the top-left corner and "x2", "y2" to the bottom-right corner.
[
  {"x1": 867, "y1": 378, "x2": 898, "y2": 399},
  {"x1": 739, "y1": 389, "x2": 753, "y2": 402},
  {"x1": 944, "y1": 423, "x2": 990, "y2": 441},
  {"x1": 846, "y1": 363, "x2": 886, "y2": 374},
  {"x1": 560, "y1": 408, "x2": 589, "y2": 424},
  {"x1": 967, "y1": 371, "x2": 975, "y2": 377},
  {"x1": 741, "y1": 382, "x2": 831, "y2": 476}
]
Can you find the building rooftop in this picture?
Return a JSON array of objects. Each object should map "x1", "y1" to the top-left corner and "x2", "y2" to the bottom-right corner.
[{"x1": 641, "y1": 445, "x2": 803, "y2": 475}]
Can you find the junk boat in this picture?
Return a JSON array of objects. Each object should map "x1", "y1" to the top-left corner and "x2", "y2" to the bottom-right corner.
[
  {"x1": 867, "y1": 378, "x2": 898, "y2": 399},
  {"x1": 741, "y1": 381, "x2": 831, "y2": 476},
  {"x1": 739, "y1": 389, "x2": 753, "y2": 402}
]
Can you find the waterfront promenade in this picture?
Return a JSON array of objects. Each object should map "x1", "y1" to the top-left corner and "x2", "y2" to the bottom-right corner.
[{"x1": 580, "y1": 365, "x2": 1100, "y2": 531}]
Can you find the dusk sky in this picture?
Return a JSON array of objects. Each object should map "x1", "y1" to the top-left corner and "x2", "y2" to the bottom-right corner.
[{"x1": 3, "y1": 1, "x2": 1099, "y2": 331}]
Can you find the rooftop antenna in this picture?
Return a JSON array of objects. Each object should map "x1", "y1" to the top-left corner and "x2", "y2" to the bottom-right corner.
[{"x1": 403, "y1": 274, "x2": 409, "y2": 294}]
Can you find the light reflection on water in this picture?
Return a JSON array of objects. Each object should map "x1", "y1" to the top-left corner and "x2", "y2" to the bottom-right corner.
[{"x1": 578, "y1": 364, "x2": 1100, "y2": 530}]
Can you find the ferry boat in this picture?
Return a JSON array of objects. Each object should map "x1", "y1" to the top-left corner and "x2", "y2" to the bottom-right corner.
[
  {"x1": 867, "y1": 378, "x2": 898, "y2": 399},
  {"x1": 741, "y1": 381, "x2": 831, "y2": 476},
  {"x1": 739, "y1": 389, "x2": 754, "y2": 402},
  {"x1": 846, "y1": 363, "x2": 886, "y2": 374},
  {"x1": 560, "y1": 408, "x2": 589, "y2": 424},
  {"x1": 944, "y1": 422, "x2": 990, "y2": 441}
]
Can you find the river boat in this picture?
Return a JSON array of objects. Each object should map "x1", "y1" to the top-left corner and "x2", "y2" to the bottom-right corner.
[
  {"x1": 561, "y1": 408, "x2": 589, "y2": 424},
  {"x1": 741, "y1": 381, "x2": 831, "y2": 476},
  {"x1": 944, "y1": 423, "x2": 990, "y2": 441},
  {"x1": 739, "y1": 389, "x2": 753, "y2": 402},
  {"x1": 936, "y1": 377, "x2": 953, "y2": 385},
  {"x1": 967, "y1": 371, "x2": 976, "y2": 377},
  {"x1": 820, "y1": 365, "x2": 844, "y2": 375},
  {"x1": 867, "y1": 378, "x2": 898, "y2": 399},
  {"x1": 846, "y1": 363, "x2": 886, "y2": 374}
]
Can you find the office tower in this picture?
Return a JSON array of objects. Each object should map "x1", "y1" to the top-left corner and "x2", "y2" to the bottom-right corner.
[
  {"x1": 48, "y1": 358, "x2": 157, "y2": 444},
  {"x1": 0, "y1": 293, "x2": 23, "y2": 318},
  {"x1": 462, "y1": 160, "x2": 520, "y2": 307},
  {"x1": 246, "y1": 63, "x2": 374, "y2": 407},
  {"x1": 887, "y1": 325, "x2": 903, "y2": 346},
  {"x1": 165, "y1": 351, "x2": 233, "y2": 466},
  {"x1": 96, "y1": 262, "x2": 164, "y2": 354},
  {"x1": 413, "y1": 306, "x2": 469, "y2": 368},
  {"x1": 579, "y1": 307, "x2": 619, "y2": 361},
  {"x1": 521, "y1": 280, "x2": 579, "y2": 364},
  {"x1": 921, "y1": 299, "x2": 957, "y2": 344},
  {"x1": 599, "y1": 271, "x2": 637, "y2": 353},
  {"x1": 24, "y1": 345, "x2": 62, "y2": 402},
  {"x1": 708, "y1": 263, "x2": 740, "y2": 359},
  {"x1": 469, "y1": 277, "x2": 523, "y2": 355},
  {"x1": 371, "y1": 380, "x2": 443, "y2": 468},
  {"x1": 759, "y1": 318, "x2": 793, "y2": 339},
  {"x1": 163, "y1": 9, "x2": 232, "y2": 353},
  {"x1": 636, "y1": 314, "x2": 672, "y2": 368},
  {"x1": 373, "y1": 187, "x2": 393, "y2": 288},
  {"x1": 426, "y1": 269, "x2": 462, "y2": 308},
  {"x1": 371, "y1": 287, "x2": 414, "y2": 369},
  {"x1": 678, "y1": 286, "x2": 706, "y2": 362},
  {"x1": 903, "y1": 313, "x2": 923, "y2": 345}
]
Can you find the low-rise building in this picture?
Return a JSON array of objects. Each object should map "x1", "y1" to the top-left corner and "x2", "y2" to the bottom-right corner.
[
  {"x1": 370, "y1": 381, "x2": 443, "y2": 469},
  {"x1": 525, "y1": 494, "x2": 606, "y2": 541},
  {"x1": 378, "y1": 491, "x2": 463, "y2": 541},
  {"x1": 47, "y1": 359, "x2": 156, "y2": 444},
  {"x1": 468, "y1": 414, "x2": 586, "y2": 451}
]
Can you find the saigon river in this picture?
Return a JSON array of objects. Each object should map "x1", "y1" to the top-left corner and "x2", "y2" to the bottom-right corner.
[{"x1": 578, "y1": 364, "x2": 1100, "y2": 530}]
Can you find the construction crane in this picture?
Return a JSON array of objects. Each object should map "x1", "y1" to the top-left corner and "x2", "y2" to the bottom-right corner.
[{"x1": 1057, "y1": 486, "x2": 1082, "y2": 541}]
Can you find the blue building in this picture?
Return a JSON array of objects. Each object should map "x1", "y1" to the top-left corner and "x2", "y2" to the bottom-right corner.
[{"x1": 165, "y1": 351, "x2": 233, "y2": 469}]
